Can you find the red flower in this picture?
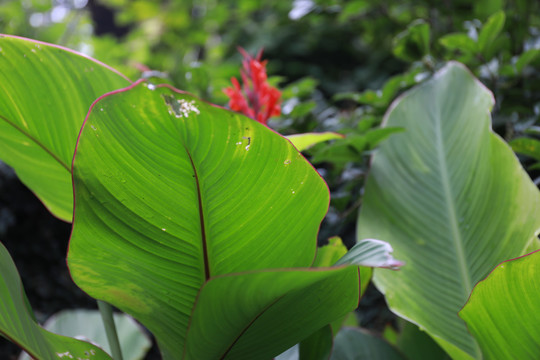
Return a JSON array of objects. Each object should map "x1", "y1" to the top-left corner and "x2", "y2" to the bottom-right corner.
[{"x1": 223, "y1": 48, "x2": 281, "y2": 125}]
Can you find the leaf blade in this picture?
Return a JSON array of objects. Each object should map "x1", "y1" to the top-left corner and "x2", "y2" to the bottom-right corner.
[
  {"x1": 0, "y1": 35, "x2": 130, "y2": 221},
  {"x1": 183, "y1": 267, "x2": 359, "y2": 360},
  {"x1": 460, "y1": 250, "x2": 540, "y2": 360},
  {"x1": 68, "y1": 82, "x2": 330, "y2": 358},
  {"x1": 357, "y1": 62, "x2": 540, "y2": 358},
  {"x1": 0, "y1": 242, "x2": 112, "y2": 359}
]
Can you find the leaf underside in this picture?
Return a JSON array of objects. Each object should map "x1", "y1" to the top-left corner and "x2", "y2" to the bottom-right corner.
[{"x1": 357, "y1": 62, "x2": 540, "y2": 358}]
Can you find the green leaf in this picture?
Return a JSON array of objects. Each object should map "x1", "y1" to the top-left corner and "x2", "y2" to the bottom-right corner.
[
  {"x1": 392, "y1": 20, "x2": 431, "y2": 62},
  {"x1": 68, "y1": 81, "x2": 354, "y2": 359},
  {"x1": 310, "y1": 139, "x2": 365, "y2": 164},
  {"x1": 395, "y1": 320, "x2": 451, "y2": 360},
  {"x1": 335, "y1": 239, "x2": 403, "y2": 270},
  {"x1": 478, "y1": 11, "x2": 506, "y2": 58},
  {"x1": 330, "y1": 328, "x2": 405, "y2": 360},
  {"x1": 313, "y1": 237, "x2": 348, "y2": 268},
  {"x1": 312, "y1": 237, "x2": 369, "y2": 336},
  {"x1": 438, "y1": 33, "x2": 477, "y2": 54},
  {"x1": 365, "y1": 127, "x2": 405, "y2": 148},
  {"x1": 299, "y1": 325, "x2": 333, "y2": 360},
  {"x1": 184, "y1": 267, "x2": 359, "y2": 359},
  {"x1": 357, "y1": 62, "x2": 540, "y2": 358},
  {"x1": 460, "y1": 250, "x2": 540, "y2": 360},
  {"x1": 0, "y1": 242, "x2": 112, "y2": 359},
  {"x1": 515, "y1": 49, "x2": 540, "y2": 73},
  {"x1": 19, "y1": 309, "x2": 151, "y2": 360},
  {"x1": 0, "y1": 35, "x2": 130, "y2": 221},
  {"x1": 510, "y1": 137, "x2": 540, "y2": 162},
  {"x1": 287, "y1": 132, "x2": 344, "y2": 152}
]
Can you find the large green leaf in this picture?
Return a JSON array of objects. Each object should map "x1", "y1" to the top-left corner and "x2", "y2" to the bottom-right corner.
[
  {"x1": 0, "y1": 242, "x2": 112, "y2": 359},
  {"x1": 184, "y1": 267, "x2": 359, "y2": 359},
  {"x1": 68, "y1": 81, "x2": 354, "y2": 358},
  {"x1": 357, "y1": 62, "x2": 540, "y2": 358},
  {"x1": 0, "y1": 35, "x2": 130, "y2": 221},
  {"x1": 460, "y1": 250, "x2": 540, "y2": 360}
]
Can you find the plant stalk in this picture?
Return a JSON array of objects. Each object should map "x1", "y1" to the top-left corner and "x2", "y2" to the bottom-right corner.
[{"x1": 97, "y1": 300, "x2": 124, "y2": 360}]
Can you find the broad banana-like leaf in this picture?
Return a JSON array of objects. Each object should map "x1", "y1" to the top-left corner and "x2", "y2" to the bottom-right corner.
[
  {"x1": 68, "y1": 81, "x2": 360, "y2": 359},
  {"x1": 357, "y1": 62, "x2": 540, "y2": 358},
  {"x1": 0, "y1": 242, "x2": 112, "y2": 359},
  {"x1": 184, "y1": 268, "x2": 358, "y2": 359},
  {"x1": 460, "y1": 250, "x2": 540, "y2": 360},
  {"x1": 0, "y1": 35, "x2": 130, "y2": 221}
]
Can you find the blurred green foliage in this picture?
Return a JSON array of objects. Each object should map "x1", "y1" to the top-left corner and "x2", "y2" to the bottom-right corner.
[{"x1": 2, "y1": 0, "x2": 540, "y2": 246}]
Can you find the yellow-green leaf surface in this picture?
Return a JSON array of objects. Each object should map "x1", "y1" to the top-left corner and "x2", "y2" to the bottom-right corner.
[
  {"x1": 357, "y1": 62, "x2": 540, "y2": 358},
  {"x1": 460, "y1": 250, "x2": 540, "y2": 360},
  {"x1": 286, "y1": 132, "x2": 344, "y2": 152},
  {"x1": 0, "y1": 35, "x2": 130, "y2": 221},
  {"x1": 184, "y1": 267, "x2": 359, "y2": 359},
  {"x1": 68, "y1": 81, "x2": 349, "y2": 358},
  {"x1": 0, "y1": 242, "x2": 112, "y2": 359}
]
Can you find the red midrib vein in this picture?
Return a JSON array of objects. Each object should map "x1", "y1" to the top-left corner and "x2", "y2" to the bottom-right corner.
[{"x1": 185, "y1": 147, "x2": 211, "y2": 280}]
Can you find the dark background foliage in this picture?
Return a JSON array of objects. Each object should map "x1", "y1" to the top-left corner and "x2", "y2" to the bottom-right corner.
[{"x1": 1, "y1": 0, "x2": 539, "y2": 358}]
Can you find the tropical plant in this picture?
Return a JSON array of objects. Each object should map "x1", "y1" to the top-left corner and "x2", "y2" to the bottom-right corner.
[
  {"x1": 1, "y1": 27, "x2": 540, "y2": 359},
  {"x1": 0, "y1": 35, "x2": 397, "y2": 360}
]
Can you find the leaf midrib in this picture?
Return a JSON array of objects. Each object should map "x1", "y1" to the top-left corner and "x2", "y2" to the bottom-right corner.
[
  {"x1": 184, "y1": 145, "x2": 210, "y2": 281},
  {"x1": 433, "y1": 107, "x2": 472, "y2": 297}
]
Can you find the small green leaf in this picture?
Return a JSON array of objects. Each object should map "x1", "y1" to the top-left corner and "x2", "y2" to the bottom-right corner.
[
  {"x1": 287, "y1": 132, "x2": 344, "y2": 152},
  {"x1": 365, "y1": 127, "x2": 405, "y2": 148},
  {"x1": 478, "y1": 11, "x2": 506, "y2": 58},
  {"x1": 460, "y1": 251, "x2": 540, "y2": 360},
  {"x1": 312, "y1": 237, "x2": 348, "y2": 268},
  {"x1": 392, "y1": 20, "x2": 431, "y2": 62},
  {"x1": 439, "y1": 33, "x2": 477, "y2": 53},
  {"x1": 515, "y1": 49, "x2": 540, "y2": 73},
  {"x1": 510, "y1": 137, "x2": 540, "y2": 162},
  {"x1": 0, "y1": 242, "x2": 112, "y2": 359}
]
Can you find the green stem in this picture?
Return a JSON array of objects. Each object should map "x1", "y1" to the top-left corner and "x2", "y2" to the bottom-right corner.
[{"x1": 97, "y1": 300, "x2": 124, "y2": 360}]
